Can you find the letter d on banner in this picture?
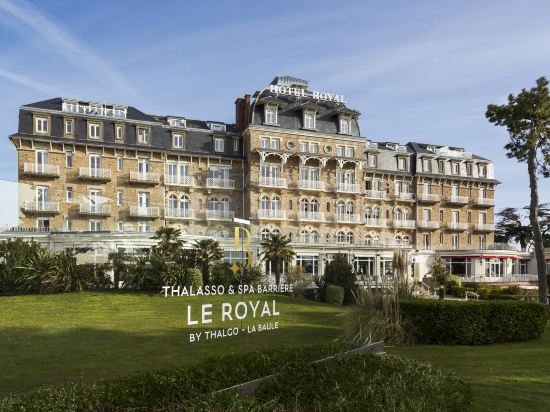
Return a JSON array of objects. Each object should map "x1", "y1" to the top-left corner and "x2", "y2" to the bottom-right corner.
[{"x1": 234, "y1": 226, "x2": 253, "y2": 268}]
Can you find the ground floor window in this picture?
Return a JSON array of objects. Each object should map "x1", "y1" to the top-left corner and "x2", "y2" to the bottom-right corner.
[
  {"x1": 444, "y1": 258, "x2": 472, "y2": 276},
  {"x1": 518, "y1": 259, "x2": 529, "y2": 275},
  {"x1": 224, "y1": 250, "x2": 246, "y2": 265},
  {"x1": 354, "y1": 256, "x2": 375, "y2": 276},
  {"x1": 296, "y1": 254, "x2": 319, "y2": 278},
  {"x1": 379, "y1": 257, "x2": 393, "y2": 277},
  {"x1": 90, "y1": 220, "x2": 101, "y2": 232},
  {"x1": 138, "y1": 221, "x2": 150, "y2": 233},
  {"x1": 487, "y1": 258, "x2": 503, "y2": 276},
  {"x1": 37, "y1": 218, "x2": 50, "y2": 230}
]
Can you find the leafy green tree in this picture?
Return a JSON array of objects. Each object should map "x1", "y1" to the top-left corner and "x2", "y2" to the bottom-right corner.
[
  {"x1": 123, "y1": 255, "x2": 157, "y2": 290},
  {"x1": 192, "y1": 239, "x2": 224, "y2": 285},
  {"x1": 323, "y1": 253, "x2": 356, "y2": 304},
  {"x1": 151, "y1": 226, "x2": 185, "y2": 260},
  {"x1": 486, "y1": 77, "x2": 550, "y2": 304},
  {"x1": 495, "y1": 207, "x2": 533, "y2": 250},
  {"x1": 260, "y1": 233, "x2": 295, "y2": 285}
]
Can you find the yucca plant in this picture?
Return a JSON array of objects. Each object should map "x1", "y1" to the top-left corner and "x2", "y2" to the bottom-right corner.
[{"x1": 18, "y1": 247, "x2": 55, "y2": 293}]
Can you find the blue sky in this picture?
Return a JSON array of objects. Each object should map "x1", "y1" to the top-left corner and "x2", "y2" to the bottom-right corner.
[{"x1": 0, "y1": 0, "x2": 549, "y2": 225}]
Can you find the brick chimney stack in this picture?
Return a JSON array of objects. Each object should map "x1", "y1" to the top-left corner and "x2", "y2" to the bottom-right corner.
[{"x1": 235, "y1": 94, "x2": 250, "y2": 132}]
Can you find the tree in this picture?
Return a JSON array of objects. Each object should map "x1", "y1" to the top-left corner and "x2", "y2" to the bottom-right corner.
[
  {"x1": 151, "y1": 226, "x2": 185, "y2": 260},
  {"x1": 192, "y1": 239, "x2": 224, "y2": 285},
  {"x1": 260, "y1": 233, "x2": 295, "y2": 285},
  {"x1": 486, "y1": 77, "x2": 550, "y2": 304},
  {"x1": 323, "y1": 253, "x2": 356, "y2": 304},
  {"x1": 108, "y1": 251, "x2": 129, "y2": 289},
  {"x1": 495, "y1": 207, "x2": 533, "y2": 250}
]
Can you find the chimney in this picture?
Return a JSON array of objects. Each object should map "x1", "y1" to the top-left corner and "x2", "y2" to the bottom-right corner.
[{"x1": 235, "y1": 94, "x2": 250, "y2": 132}]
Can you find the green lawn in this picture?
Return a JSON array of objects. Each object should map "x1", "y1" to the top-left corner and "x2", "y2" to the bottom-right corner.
[
  {"x1": 388, "y1": 321, "x2": 550, "y2": 412},
  {"x1": 0, "y1": 291, "x2": 346, "y2": 396}
]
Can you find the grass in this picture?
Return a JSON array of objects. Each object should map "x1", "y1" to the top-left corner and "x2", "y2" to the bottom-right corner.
[
  {"x1": 388, "y1": 321, "x2": 550, "y2": 412},
  {"x1": 0, "y1": 291, "x2": 346, "y2": 396}
]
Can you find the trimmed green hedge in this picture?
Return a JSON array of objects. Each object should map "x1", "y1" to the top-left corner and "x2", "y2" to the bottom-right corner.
[
  {"x1": 0, "y1": 343, "x2": 472, "y2": 411},
  {"x1": 401, "y1": 299, "x2": 548, "y2": 345}
]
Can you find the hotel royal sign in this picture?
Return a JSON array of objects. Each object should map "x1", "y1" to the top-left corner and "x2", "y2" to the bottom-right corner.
[{"x1": 268, "y1": 84, "x2": 346, "y2": 103}]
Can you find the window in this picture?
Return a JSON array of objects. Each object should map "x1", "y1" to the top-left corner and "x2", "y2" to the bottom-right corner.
[
  {"x1": 88, "y1": 122, "x2": 101, "y2": 139},
  {"x1": 438, "y1": 160, "x2": 445, "y2": 173},
  {"x1": 479, "y1": 235, "x2": 486, "y2": 249},
  {"x1": 479, "y1": 164, "x2": 487, "y2": 177},
  {"x1": 65, "y1": 119, "x2": 74, "y2": 136},
  {"x1": 345, "y1": 147, "x2": 354, "y2": 157},
  {"x1": 300, "y1": 230, "x2": 309, "y2": 243},
  {"x1": 309, "y1": 142, "x2": 318, "y2": 154},
  {"x1": 452, "y1": 162, "x2": 460, "y2": 175},
  {"x1": 346, "y1": 231, "x2": 354, "y2": 244},
  {"x1": 304, "y1": 112, "x2": 316, "y2": 129},
  {"x1": 397, "y1": 157, "x2": 407, "y2": 170},
  {"x1": 37, "y1": 218, "x2": 50, "y2": 230},
  {"x1": 90, "y1": 220, "x2": 101, "y2": 232},
  {"x1": 138, "y1": 221, "x2": 150, "y2": 233},
  {"x1": 299, "y1": 141, "x2": 308, "y2": 153},
  {"x1": 340, "y1": 118, "x2": 350, "y2": 134},
  {"x1": 117, "y1": 221, "x2": 124, "y2": 232},
  {"x1": 233, "y1": 138, "x2": 239, "y2": 152},
  {"x1": 261, "y1": 228, "x2": 271, "y2": 240},
  {"x1": 35, "y1": 116, "x2": 48, "y2": 134},
  {"x1": 423, "y1": 233, "x2": 431, "y2": 249},
  {"x1": 117, "y1": 191, "x2": 123, "y2": 207},
  {"x1": 438, "y1": 209, "x2": 444, "y2": 222},
  {"x1": 467, "y1": 211, "x2": 472, "y2": 223},
  {"x1": 66, "y1": 151, "x2": 73, "y2": 168},
  {"x1": 368, "y1": 154, "x2": 378, "y2": 168},
  {"x1": 440, "y1": 232, "x2": 444, "y2": 244},
  {"x1": 337, "y1": 146, "x2": 345, "y2": 157},
  {"x1": 270, "y1": 138, "x2": 280, "y2": 150},
  {"x1": 260, "y1": 137, "x2": 269, "y2": 148},
  {"x1": 310, "y1": 230, "x2": 319, "y2": 243},
  {"x1": 265, "y1": 107, "x2": 277, "y2": 124},
  {"x1": 337, "y1": 231, "x2": 346, "y2": 242},
  {"x1": 117, "y1": 156, "x2": 123, "y2": 172},
  {"x1": 137, "y1": 127, "x2": 149, "y2": 144},
  {"x1": 173, "y1": 134, "x2": 184, "y2": 148},
  {"x1": 66, "y1": 187, "x2": 73, "y2": 203},
  {"x1": 423, "y1": 159, "x2": 431, "y2": 172},
  {"x1": 66, "y1": 219, "x2": 73, "y2": 232},
  {"x1": 452, "y1": 234, "x2": 459, "y2": 250},
  {"x1": 115, "y1": 125, "x2": 124, "y2": 140},
  {"x1": 467, "y1": 233, "x2": 472, "y2": 245},
  {"x1": 295, "y1": 254, "x2": 319, "y2": 277},
  {"x1": 466, "y1": 163, "x2": 472, "y2": 176},
  {"x1": 214, "y1": 138, "x2": 224, "y2": 152}
]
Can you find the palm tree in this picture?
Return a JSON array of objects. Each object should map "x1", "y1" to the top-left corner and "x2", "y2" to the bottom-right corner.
[
  {"x1": 192, "y1": 239, "x2": 224, "y2": 285},
  {"x1": 261, "y1": 233, "x2": 295, "y2": 285},
  {"x1": 151, "y1": 226, "x2": 184, "y2": 260}
]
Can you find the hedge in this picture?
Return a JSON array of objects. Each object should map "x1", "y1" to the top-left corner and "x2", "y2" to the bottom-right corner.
[
  {"x1": 0, "y1": 344, "x2": 472, "y2": 412},
  {"x1": 325, "y1": 284, "x2": 344, "y2": 305},
  {"x1": 401, "y1": 299, "x2": 549, "y2": 345}
]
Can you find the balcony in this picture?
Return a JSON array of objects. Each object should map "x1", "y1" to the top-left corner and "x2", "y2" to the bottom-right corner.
[
  {"x1": 417, "y1": 220, "x2": 440, "y2": 229},
  {"x1": 259, "y1": 177, "x2": 287, "y2": 188},
  {"x1": 79, "y1": 203, "x2": 111, "y2": 216},
  {"x1": 335, "y1": 213, "x2": 362, "y2": 224},
  {"x1": 164, "y1": 208, "x2": 194, "y2": 219},
  {"x1": 364, "y1": 218, "x2": 387, "y2": 227},
  {"x1": 473, "y1": 198, "x2": 494, "y2": 207},
  {"x1": 206, "y1": 210, "x2": 234, "y2": 221},
  {"x1": 129, "y1": 171, "x2": 160, "y2": 185},
  {"x1": 129, "y1": 206, "x2": 160, "y2": 218},
  {"x1": 447, "y1": 222, "x2": 468, "y2": 231},
  {"x1": 474, "y1": 223, "x2": 495, "y2": 232},
  {"x1": 298, "y1": 211, "x2": 325, "y2": 222},
  {"x1": 395, "y1": 192, "x2": 415, "y2": 201},
  {"x1": 364, "y1": 190, "x2": 386, "y2": 200},
  {"x1": 258, "y1": 209, "x2": 286, "y2": 220},
  {"x1": 164, "y1": 174, "x2": 194, "y2": 187},
  {"x1": 23, "y1": 163, "x2": 59, "y2": 177},
  {"x1": 206, "y1": 178, "x2": 235, "y2": 189},
  {"x1": 418, "y1": 193, "x2": 440, "y2": 203},
  {"x1": 22, "y1": 201, "x2": 59, "y2": 214},
  {"x1": 393, "y1": 220, "x2": 416, "y2": 229},
  {"x1": 337, "y1": 183, "x2": 360, "y2": 194},
  {"x1": 447, "y1": 196, "x2": 469, "y2": 205},
  {"x1": 79, "y1": 167, "x2": 111, "y2": 181},
  {"x1": 298, "y1": 180, "x2": 325, "y2": 191}
]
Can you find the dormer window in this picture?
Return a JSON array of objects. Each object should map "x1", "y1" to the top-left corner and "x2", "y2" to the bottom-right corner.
[
  {"x1": 386, "y1": 143, "x2": 397, "y2": 150},
  {"x1": 137, "y1": 127, "x2": 150, "y2": 144},
  {"x1": 339, "y1": 117, "x2": 351, "y2": 134},
  {"x1": 452, "y1": 162, "x2": 460, "y2": 175},
  {"x1": 303, "y1": 112, "x2": 316, "y2": 129},
  {"x1": 168, "y1": 118, "x2": 186, "y2": 128},
  {"x1": 265, "y1": 106, "x2": 278, "y2": 125},
  {"x1": 208, "y1": 122, "x2": 226, "y2": 132},
  {"x1": 479, "y1": 164, "x2": 488, "y2": 177},
  {"x1": 34, "y1": 116, "x2": 49, "y2": 134},
  {"x1": 397, "y1": 157, "x2": 408, "y2": 171},
  {"x1": 173, "y1": 134, "x2": 184, "y2": 149}
]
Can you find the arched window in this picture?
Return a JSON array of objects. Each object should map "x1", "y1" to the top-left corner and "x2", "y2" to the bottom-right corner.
[
  {"x1": 372, "y1": 235, "x2": 380, "y2": 245},
  {"x1": 167, "y1": 194, "x2": 177, "y2": 209},
  {"x1": 365, "y1": 207, "x2": 372, "y2": 220},
  {"x1": 337, "y1": 201, "x2": 345, "y2": 219},
  {"x1": 261, "y1": 195, "x2": 270, "y2": 210},
  {"x1": 310, "y1": 199, "x2": 319, "y2": 212},
  {"x1": 265, "y1": 108, "x2": 277, "y2": 124},
  {"x1": 180, "y1": 195, "x2": 190, "y2": 210},
  {"x1": 271, "y1": 196, "x2": 281, "y2": 211},
  {"x1": 395, "y1": 208, "x2": 402, "y2": 221},
  {"x1": 310, "y1": 230, "x2": 319, "y2": 243},
  {"x1": 346, "y1": 231, "x2": 354, "y2": 243},
  {"x1": 272, "y1": 228, "x2": 281, "y2": 235},
  {"x1": 402, "y1": 235, "x2": 410, "y2": 245},
  {"x1": 402, "y1": 209, "x2": 409, "y2": 220},
  {"x1": 220, "y1": 197, "x2": 229, "y2": 211},
  {"x1": 365, "y1": 234, "x2": 372, "y2": 245},
  {"x1": 209, "y1": 197, "x2": 218, "y2": 210},
  {"x1": 300, "y1": 198, "x2": 309, "y2": 212},
  {"x1": 326, "y1": 233, "x2": 331, "y2": 242},
  {"x1": 261, "y1": 228, "x2": 270, "y2": 240},
  {"x1": 395, "y1": 235, "x2": 402, "y2": 245},
  {"x1": 373, "y1": 207, "x2": 380, "y2": 219},
  {"x1": 299, "y1": 230, "x2": 309, "y2": 243},
  {"x1": 346, "y1": 201, "x2": 354, "y2": 216},
  {"x1": 326, "y1": 202, "x2": 331, "y2": 212},
  {"x1": 304, "y1": 113, "x2": 315, "y2": 129},
  {"x1": 337, "y1": 231, "x2": 346, "y2": 242},
  {"x1": 340, "y1": 118, "x2": 350, "y2": 134}
]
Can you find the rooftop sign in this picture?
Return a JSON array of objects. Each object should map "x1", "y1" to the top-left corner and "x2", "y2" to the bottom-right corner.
[{"x1": 268, "y1": 84, "x2": 345, "y2": 103}]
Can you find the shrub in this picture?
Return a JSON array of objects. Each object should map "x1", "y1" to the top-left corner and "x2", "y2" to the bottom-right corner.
[
  {"x1": 325, "y1": 284, "x2": 344, "y2": 305},
  {"x1": 323, "y1": 254, "x2": 356, "y2": 304},
  {"x1": 209, "y1": 262, "x2": 235, "y2": 288},
  {"x1": 284, "y1": 265, "x2": 309, "y2": 298},
  {"x1": 401, "y1": 300, "x2": 548, "y2": 345},
  {"x1": 187, "y1": 268, "x2": 203, "y2": 288},
  {"x1": 449, "y1": 286, "x2": 467, "y2": 298}
]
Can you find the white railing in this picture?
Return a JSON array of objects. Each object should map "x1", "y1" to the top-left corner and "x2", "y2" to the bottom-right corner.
[
  {"x1": 335, "y1": 213, "x2": 361, "y2": 223},
  {"x1": 206, "y1": 210, "x2": 234, "y2": 220},
  {"x1": 62, "y1": 102, "x2": 126, "y2": 119},
  {"x1": 475, "y1": 223, "x2": 495, "y2": 232},
  {"x1": 258, "y1": 209, "x2": 286, "y2": 219},
  {"x1": 129, "y1": 171, "x2": 160, "y2": 183},
  {"x1": 337, "y1": 183, "x2": 360, "y2": 193},
  {"x1": 23, "y1": 163, "x2": 59, "y2": 176},
  {"x1": 164, "y1": 208, "x2": 194, "y2": 219},
  {"x1": 129, "y1": 206, "x2": 160, "y2": 217},
  {"x1": 364, "y1": 190, "x2": 386, "y2": 199},
  {"x1": 418, "y1": 193, "x2": 440, "y2": 202},
  {"x1": 259, "y1": 177, "x2": 287, "y2": 188},
  {"x1": 447, "y1": 222, "x2": 468, "y2": 230},
  {"x1": 79, "y1": 203, "x2": 111, "y2": 215},
  {"x1": 164, "y1": 174, "x2": 194, "y2": 187},
  {"x1": 474, "y1": 198, "x2": 494, "y2": 206},
  {"x1": 447, "y1": 196, "x2": 469, "y2": 204},
  {"x1": 417, "y1": 220, "x2": 440, "y2": 229},
  {"x1": 23, "y1": 201, "x2": 59, "y2": 213},
  {"x1": 298, "y1": 211, "x2": 325, "y2": 221},
  {"x1": 460, "y1": 274, "x2": 538, "y2": 283},
  {"x1": 365, "y1": 142, "x2": 378, "y2": 150},
  {"x1": 395, "y1": 192, "x2": 415, "y2": 201},
  {"x1": 299, "y1": 180, "x2": 325, "y2": 191},
  {"x1": 364, "y1": 218, "x2": 387, "y2": 227},
  {"x1": 79, "y1": 167, "x2": 111, "y2": 180},
  {"x1": 206, "y1": 178, "x2": 235, "y2": 189},
  {"x1": 393, "y1": 220, "x2": 416, "y2": 228},
  {"x1": 434, "y1": 147, "x2": 472, "y2": 159}
]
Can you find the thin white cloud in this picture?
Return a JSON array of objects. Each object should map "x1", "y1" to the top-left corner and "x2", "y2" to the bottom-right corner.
[
  {"x1": 0, "y1": 66, "x2": 60, "y2": 95},
  {"x1": 0, "y1": 0, "x2": 136, "y2": 96}
]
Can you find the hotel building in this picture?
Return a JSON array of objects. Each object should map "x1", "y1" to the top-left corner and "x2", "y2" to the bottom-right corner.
[{"x1": 6, "y1": 76, "x2": 542, "y2": 283}]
